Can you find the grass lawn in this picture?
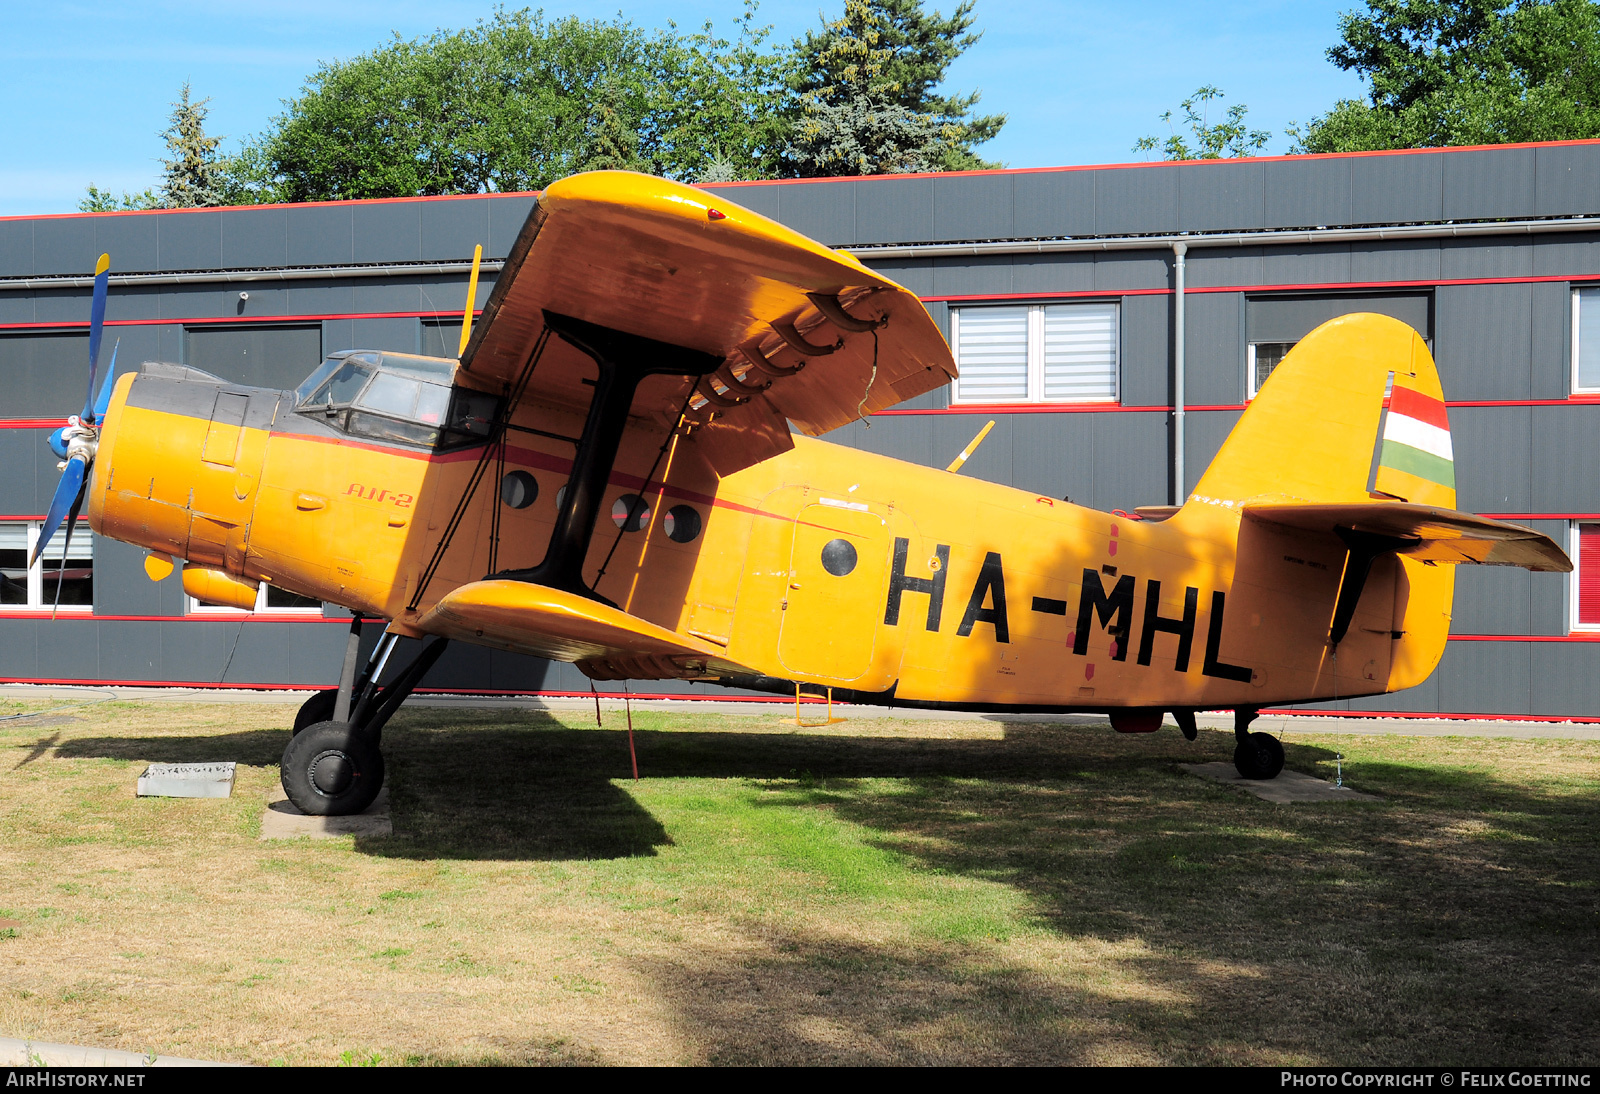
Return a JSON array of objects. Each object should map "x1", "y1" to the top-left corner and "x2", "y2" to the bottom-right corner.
[{"x1": 0, "y1": 697, "x2": 1595, "y2": 1065}]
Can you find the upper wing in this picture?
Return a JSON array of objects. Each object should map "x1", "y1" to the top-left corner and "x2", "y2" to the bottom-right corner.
[
  {"x1": 460, "y1": 171, "x2": 954, "y2": 472},
  {"x1": 1243, "y1": 501, "x2": 1572, "y2": 571},
  {"x1": 419, "y1": 579, "x2": 754, "y2": 681}
]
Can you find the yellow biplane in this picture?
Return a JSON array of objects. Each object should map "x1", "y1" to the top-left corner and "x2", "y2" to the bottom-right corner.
[{"x1": 35, "y1": 172, "x2": 1569, "y2": 815}]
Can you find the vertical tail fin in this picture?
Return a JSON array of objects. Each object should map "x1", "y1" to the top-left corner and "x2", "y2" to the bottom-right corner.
[{"x1": 1190, "y1": 313, "x2": 1451, "y2": 509}]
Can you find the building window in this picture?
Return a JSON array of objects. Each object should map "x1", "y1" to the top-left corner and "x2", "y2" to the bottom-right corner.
[
  {"x1": 1573, "y1": 288, "x2": 1600, "y2": 393},
  {"x1": 1571, "y1": 522, "x2": 1600, "y2": 631},
  {"x1": 188, "y1": 584, "x2": 322, "y2": 616},
  {"x1": 0, "y1": 522, "x2": 92, "y2": 611},
  {"x1": 951, "y1": 302, "x2": 1119, "y2": 404},
  {"x1": 1246, "y1": 342, "x2": 1297, "y2": 398},
  {"x1": 1244, "y1": 293, "x2": 1432, "y2": 401}
]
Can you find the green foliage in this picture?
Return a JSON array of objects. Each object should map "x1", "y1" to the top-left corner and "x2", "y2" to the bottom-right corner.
[
  {"x1": 785, "y1": 0, "x2": 1004, "y2": 176},
  {"x1": 160, "y1": 82, "x2": 228, "y2": 207},
  {"x1": 240, "y1": 6, "x2": 791, "y2": 201},
  {"x1": 1134, "y1": 85, "x2": 1271, "y2": 160},
  {"x1": 78, "y1": 186, "x2": 161, "y2": 213},
  {"x1": 1292, "y1": 0, "x2": 1600, "y2": 152}
]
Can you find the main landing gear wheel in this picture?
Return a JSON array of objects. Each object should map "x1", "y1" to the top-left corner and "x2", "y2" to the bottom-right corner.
[
  {"x1": 280, "y1": 721, "x2": 385, "y2": 816},
  {"x1": 292, "y1": 689, "x2": 338, "y2": 735},
  {"x1": 1233, "y1": 731, "x2": 1285, "y2": 780}
]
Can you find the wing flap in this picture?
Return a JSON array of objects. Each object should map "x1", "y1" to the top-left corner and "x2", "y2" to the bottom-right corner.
[
  {"x1": 418, "y1": 579, "x2": 753, "y2": 681},
  {"x1": 1243, "y1": 502, "x2": 1571, "y2": 572}
]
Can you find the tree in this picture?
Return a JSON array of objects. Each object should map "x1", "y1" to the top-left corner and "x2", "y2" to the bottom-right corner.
[
  {"x1": 79, "y1": 82, "x2": 228, "y2": 211},
  {"x1": 79, "y1": 185, "x2": 161, "y2": 213},
  {"x1": 1134, "y1": 86, "x2": 1271, "y2": 160},
  {"x1": 1290, "y1": 0, "x2": 1600, "y2": 152},
  {"x1": 784, "y1": 0, "x2": 1005, "y2": 176},
  {"x1": 233, "y1": 7, "x2": 790, "y2": 202}
]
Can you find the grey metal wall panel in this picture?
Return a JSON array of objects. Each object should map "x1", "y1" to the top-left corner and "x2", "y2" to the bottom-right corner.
[
  {"x1": 1530, "y1": 280, "x2": 1570, "y2": 400},
  {"x1": 221, "y1": 208, "x2": 287, "y2": 269},
  {"x1": 862, "y1": 258, "x2": 932, "y2": 296},
  {"x1": 855, "y1": 178, "x2": 932, "y2": 245},
  {"x1": 829, "y1": 413, "x2": 934, "y2": 469},
  {"x1": 1183, "y1": 291, "x2": 1243, "y2": 406},
  {"x1": 1532, "y1": 404, "x2": 1600, "y2": 512},
  {"x1": 352, "y1": 201, "x2": 421, "y2": 264},
  {"x1": 1435, "y1": 283, "x2": 1531, "y2": 400},
  {"x1": 1444, "y1": 148, "x2": 1537, "y2": 221},
  {"x1": 1261, "y1": 243, "x2": 1351, "y2": 286},
  {"x1": 0, "y1": 330, "x2": 91, "y2": 417},
  {"x1": 1094, "y1": 168, "x2": 1178, "y2": 236},
  {"x1": 1262, "y1": 158, "x2": 1351, "y2": 229},
  {"x1": 1119, "y1": 292, "x2": 1170, "y2": 407},
  {"x1": 0, "y1": 293, "x2": 31, "y2": 325},
  {"x1": 1013, "y1": 169, "x2": 1095, "y2": 238},
  {"x1": 419, "y1": 197, "x2": 490, "y2": 262},
  {"x1": 1010, "y1": 254, "x2": 1096, "y2": 295},
  {"x1": 709, "y1": 183, "x2": 779, "y2": 221},
  {"x1": 923, "y1": 298, "x2": 950, "y2": 342},
  {"x1": 1530, "y1": 641, "x2": 1600, "y2": 716},
  {"x1": 778, "y1": 181, "x2": 855, "y2": 246},
  {"x1": 99, "y1": 617, "x2": 163, "y2": 681},
  {"x1": 184, "y1": 324, "x2": 322, "y2": 390},
  {"x1": 352, "y1": 317, "x2": 420, "y2": 355},
  {"x1": 93, "y1": 537, "x2": 170, "y2": 617},
  {"x1": 155, "y1": 211, "x2": 222, "y2": 272},
  {"x1": 0, "y1": 428, "x2": 44, "y2": 514},
  {"x1": 1351, "y1": 152, "x2": 1443, "y2": 224},
  {"x1": 321, "y1": 319, "x2": 355, "y2": 356},
  {"x1": 37, "y1": 618, "x2": 100, "y2": 682},
  {"x1": 1186, "y1": 248, "x2": 1262, "y2": 290},
  {"x1": 1528, "y1": 520, "x2": 1568, "y2": 635},
  {"x1": 1350, "y1": 241, "x2": 1441, "y2": 284},
  {"x1": 1355, "y1": 661, "x2": 1438, "y2": 712},
  {"x1": 931, "y1": 257, "x2": 1012, "y2": 297},
  {"x1": 1451, "y1": 405, "x2": 1530, "y2": 514},
  {"x1": 93, "y1": 214, "x2": 159, "y2": 274},
  {"x1": 1450, "y1": 565, "x2": 1530, "y2": 634},
  {"x1": 1245, "y1": 292, "x2": 1432, "y2": 342},
  {"x1": 352, "y1": 279, "x2": 424, "y2": 316},
  {"x1": 1178, "y1": 162, "x2": 1264, "y2": 232},
  {"x1": 0, "y1": 221, "x2": 33, "y2": 277},
  {"x1": 32, "y1": 217, "x2": 98, "y2": 277},
  {"x1": 1535, "y1": 144, "x2": 1600, "y2": 217},
  {"x1": 1010, "y1": 412, "x2": 1095, "y2": 502},
  {"x1": 158, "y1": 620, "x2": 227, "y2": 682},
  {"x1": 0, "y1": 619, "x2": 38, "y2": 678},
  {"x1": 1436, "y1": 638, "x2": 1531, "y2": 714},
  {"x1": 159, "y1": 286, "x2": 225, "y2": 322},
  {"x1": 1439, "y1": 239, "x2": 1533, "y2": 280},
  {"x1": 487, "y1": 194, "x2": 538, "y2": 258},
  {"x1": 108, "y1": 284, "x2": 163, "y2": 322},
  {"x1": 1091, "y1": 412, "x2": 1168, "y2": 511},
  {"x1": 1093, "y1": 253, "x2": 1170, "y2": 292},
  {"x1": 931, "y1": 174, "x2": 1013, "y2": 241},
  {"x1": 287, "y1": 205, "x2": 353, "y2": 267},
  {"x1": 33, "y1": 288, "x2": 99, "y2": 325},
  {"x1": 1184, "y1": 409, "x2": 1242, "y2": 494},
  {"x1": 284, "y1": 282, "x2": 354, "y2": 318},
  {"x1": 218, "y1": 623, "x2": 292, "y2": 686},
  {"x1": 286, "y1": 622, "x2": 349, "y2": 686},
  {"x1": 1532, "y1": 234, "x2": 1600, "y2": 277}
]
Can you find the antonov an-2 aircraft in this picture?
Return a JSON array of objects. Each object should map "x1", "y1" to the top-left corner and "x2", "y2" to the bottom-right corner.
[{"x1": 32, "y1": 171, "x2": 1569, "y2": 816}]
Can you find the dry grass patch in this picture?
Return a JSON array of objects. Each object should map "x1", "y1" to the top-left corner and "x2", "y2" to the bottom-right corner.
[{"x1": 0, "y1": 698, "x2": 1595, "y2": 1065}]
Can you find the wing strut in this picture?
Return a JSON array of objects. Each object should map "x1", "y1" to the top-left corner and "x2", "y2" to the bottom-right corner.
[{"x1": 496, "y1": 311, "x2": 721, "y2": 602}]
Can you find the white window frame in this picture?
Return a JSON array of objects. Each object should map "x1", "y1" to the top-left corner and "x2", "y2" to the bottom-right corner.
[
  {"x1": 1570, "y1": 521, "x2": 1600, "y2": 633},
  {"x1": 0, "y1": 521, "x2": 93, "y2": 613},
  {"x1": 187, "y1": 582, "x2": 324, "y2": 617},
  {"x1": 1573, "y1": 287, "x2": 1600, "y2": 395},
  {"x1": 950, "y1": 301, "x2": 1120, "y2": 406},
  {"x1": 1244, "y1": 341, "x2": 1300, "y2": 400}
]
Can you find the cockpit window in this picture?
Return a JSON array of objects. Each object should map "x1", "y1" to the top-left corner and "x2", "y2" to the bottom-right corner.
[{"x1": 294, "y1": 351, "x2": 497, "y2": 450}]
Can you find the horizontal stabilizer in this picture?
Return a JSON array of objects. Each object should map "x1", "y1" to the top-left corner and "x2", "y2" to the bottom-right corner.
[
  {"x1": 417, "y1": 580, "x2": 752, "y2": 680},
  {"x1": 1243, "y1": 502, "x2": 1571, "y2": 572}
]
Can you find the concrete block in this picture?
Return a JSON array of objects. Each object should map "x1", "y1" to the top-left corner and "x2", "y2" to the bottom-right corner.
[
  {"x1": 1181, "y1": 761, "x2": 1379, "y2": 803},
  {"x1": 260, "y1": 787, "x2": 391, "y2": 839},
  {"x1": 137, "y1": 761, "x2": 235, "y2": 798}
]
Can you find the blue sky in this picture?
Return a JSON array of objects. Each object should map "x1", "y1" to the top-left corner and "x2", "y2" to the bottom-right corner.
[{"x1": 0, "y1": 1, "x2": 1369, "y2": 216}]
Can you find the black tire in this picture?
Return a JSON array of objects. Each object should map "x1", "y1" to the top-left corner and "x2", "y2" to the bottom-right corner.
[
  {"x1": 1233, "y1": 731, "x2": 1285, "y2": 780},
  {"x1": 280, "y1": 720, "x2": 385, "y2": 816},
  {"x1": 293, "y1": 689, "x2": 338, "y2": 735}
]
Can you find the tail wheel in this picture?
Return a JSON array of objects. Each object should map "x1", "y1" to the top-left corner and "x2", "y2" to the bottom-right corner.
[
  {"x1": 281, "y1": 721, "x2": 384, "y2": 816},
  {"x1": 1233, "y1": 731, "x2": 1285, "y2": 780},
  {"x1": 292, "y1": 689, "x2": 338, "y2": 735}
]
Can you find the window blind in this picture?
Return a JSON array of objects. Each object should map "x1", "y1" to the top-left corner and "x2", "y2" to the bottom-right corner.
[
  {"x1": 1578, "y1": 289, "x2": 1600, "y2": 392},
  {"x1": 1042, "y1": 303, "x2": 1117, "y2": 401},
  {"x1": 954, "y1": 307, "x2": 1029, "y2": 401},
  {"x1": 1581, "y1": 523, "x2": 1600, "y2": 626}
]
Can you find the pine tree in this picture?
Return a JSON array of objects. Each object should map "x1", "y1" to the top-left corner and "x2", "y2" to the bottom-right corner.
[
  {"x1": 582, "y1": 84, "x2": 644, "y2": 172},
  {"x1": 785, "y1": 0, "x2": 1003, "y2": 176},
  {"x1": 160, "y1": 83, "x2": 227, "y2": 207}
]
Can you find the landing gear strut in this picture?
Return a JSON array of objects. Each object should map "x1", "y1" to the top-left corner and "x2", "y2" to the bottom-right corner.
[
  {"x1": 1232, "y1": 708, "x2": 1284, "y2": 780},
  {"x1": 280, "y1": 619, "x2": 450, "y2": 816}
]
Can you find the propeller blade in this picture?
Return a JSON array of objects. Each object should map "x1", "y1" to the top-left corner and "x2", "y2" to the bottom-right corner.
[
  {"x1": 83, "y1": 253, "x2": 110, "y2": 421},
  {"x1": 87, "y1": 340, "x2": 118, "y2": 426},
  {"x1": 51, "y1": 490, "x2": 86, "y2": 619},
  {"x1": 30, "y1": 456, "x2": 87, "y2": 569}
]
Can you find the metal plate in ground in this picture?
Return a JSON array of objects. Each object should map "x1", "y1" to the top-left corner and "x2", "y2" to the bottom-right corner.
[
  {"x1": 1181, "y1": 762, "x2": 1379, "y2": 803},
  {"x1": 137, "y1": 762, "x2": 236, "y2": 798}
]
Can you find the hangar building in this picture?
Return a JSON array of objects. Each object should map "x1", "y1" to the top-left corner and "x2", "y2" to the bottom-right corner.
[{"x1": 2, "y1": 139, "x2": 1598, "y2": 719}]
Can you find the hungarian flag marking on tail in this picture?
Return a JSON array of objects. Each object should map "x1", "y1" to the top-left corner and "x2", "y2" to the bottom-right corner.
[{"x1": 1372, "y1": 381, "x2": 1455, "y2": 507}]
